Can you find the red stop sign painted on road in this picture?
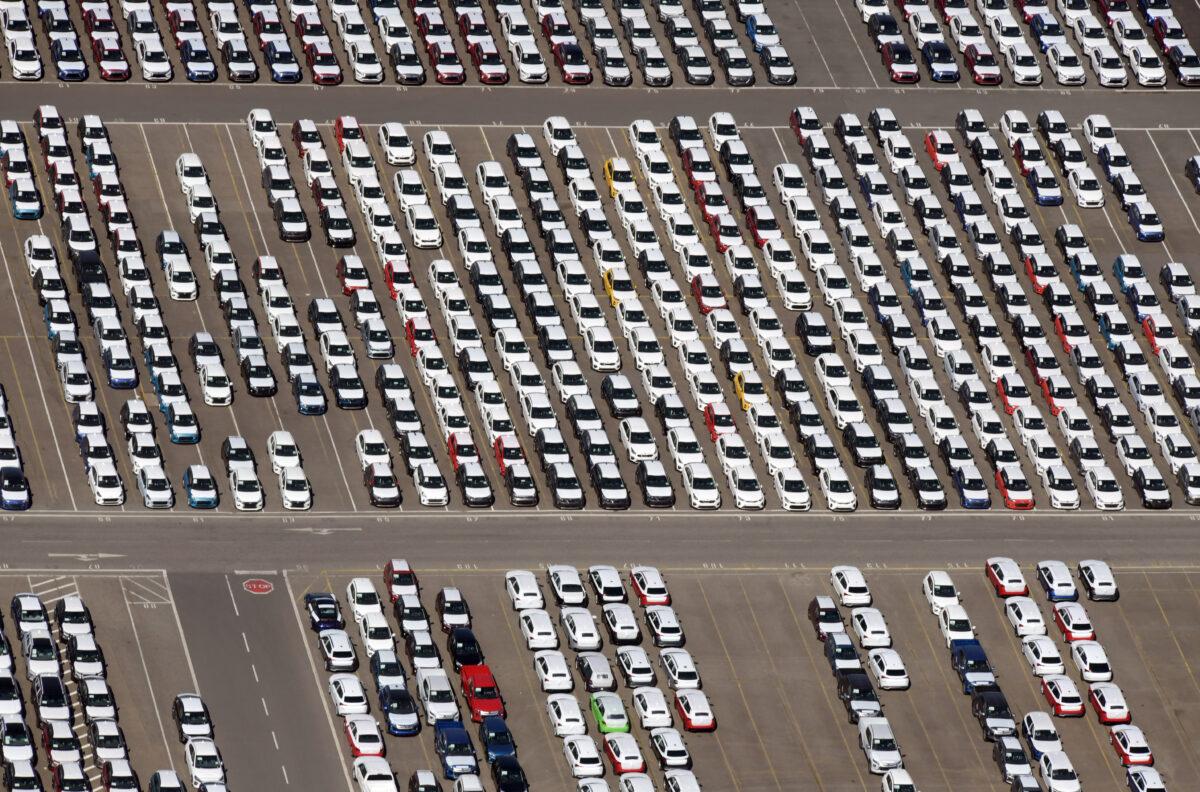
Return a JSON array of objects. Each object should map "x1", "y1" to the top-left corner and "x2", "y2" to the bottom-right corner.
[{"x1": 243, "y1": 578, "x2": 274, "y2": 595}]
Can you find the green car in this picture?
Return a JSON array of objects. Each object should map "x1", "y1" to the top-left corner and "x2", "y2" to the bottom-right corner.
[{"x1": 590, "y1": 692, "x2": 630, "y2": 734}]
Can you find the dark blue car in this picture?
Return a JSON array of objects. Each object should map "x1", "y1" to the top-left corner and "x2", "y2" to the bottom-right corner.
[
  {"x1": 266, "y1": 42, "x2": 303, "y2": 83},
  {"x1": 181, "y1": 40, "x2": 218, "y2": 82},
  {"x1": 0, "y1": 468, "x2": 30, "y2": 510},
  {"x1": 433, "y1": 721, "x2": 478, "y2": 779},
  {"x1": 478, "y1": 716, "x2": 516, "y2": 763},
  {"x1": 1128, "y1": 202, "x2": 1164, "y2": 242},
  {"x1": 50, "y1": 40, "x2": 88, "y2": 81},
  {"x1": 950, "y1": 639, "x2": 996, "y2": 694},
  {"x1": 921, "y1": 41, "x2": 959, "y2": 81},
  {"x1": 303, "y1": 592, "x2": 344, "y2": 631},
  {"x1": 1030, "y1": 13, "x2": 1065, "y2": 52}
]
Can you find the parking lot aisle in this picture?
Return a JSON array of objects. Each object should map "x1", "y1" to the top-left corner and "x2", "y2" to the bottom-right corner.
[
  {"x1": 801, "y1": 0, "x2": 878, "y2": 87},
  {"x1": 676, "y1": 575, "x2": 782, "y2": 790},
  {"x1": 731, "y1": 576, "x2": 849, "y2": 791},
  {"x1": 874, "y1": 578, "x2": 994, "y2": 788},
  {"x1": 174, "y1": 571, "x2": 353, "y2": 791},
  {"x1": 1080, "y1": 573, "x2": 1200, "y2": 780},
  {"x1": 1140, "y1": 130, "x2": 1200, "y2": 241},
  {"x1": 774, "y1": 575, "x2": 876, "y2": 789}
]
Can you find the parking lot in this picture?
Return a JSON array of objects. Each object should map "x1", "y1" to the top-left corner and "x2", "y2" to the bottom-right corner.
[{"x1": 3, "y1": 95, "x2": 1200, "y2": 516}]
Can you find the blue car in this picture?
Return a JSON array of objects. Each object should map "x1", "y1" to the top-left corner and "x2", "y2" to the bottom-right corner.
[
  {"x1": 50, "y1": 40, "x2": 88, "y2": 81},
  {"x1": 1026, "y1": 167, "x2": 1063, "y2": 206},
  {"x1": 913, "y1": 286, "x2": 945, "y2": 325},
  {"x1": 1098, "y1": 144, "x2": 1132, "y2": 183},
  {"x1": 265, "y1": 42, "x2": 303, "y2": 83},
  {"x1": 1030, "y1": 13, "x2": 1065, "y2": 52},
  {"x1": 102, "y1": 349, "x2": 138, "y2": 390},
  {"x1": 433, "y1": 721, "x2": 478, "y2": 779},
  {"x1": 745, "y1": 14, "x2": 778, "y2": 51},
  {"x1": 369, "y1": 650, "x2": 406, "y2": 692},
  {"x1": 1138, "y1": 0, "x2": 1172, "y2": 23},
  {"x1": 1129, "y1": 202, "x2": 1164, "y2": 242},
  {"x1": 182, "y1": 465, "x2": 218, "y2": 509},
  {"x1": 1035, "y1": 564, "x2": 1079, "y2": 602},
  {"x1": 181, "y1": 40, "x2": 218, "y2": 82},
  {"x1": 1098, "y1": 312, "x2": 1133, "y2": 349},
  {"x1": 921, "y1": 41, "x2": 959, "y2": 81},
  {"x1": 1068, "y1": 253, "x2": 1102, "y2": 291},
  {"x1": 868, "y1": 284, "x2": 901, "y2": 324},
  {"x1": 293, "y1": 373, "x2": 328, "y2": 415},
  {"x1": 899, "y1": 258, "x2": 932, "y2": 296},
  {"x1": 950, "y1": 639, "x2": 996, "y2": 694},
  {"x1": 303, "y1": 592, "x2": 344, "y2": 631},
  {"x1": 165, "y1": 403, "x2": 201, "y2": 444},
  {"x1": 858, "y1": 171, "x2": 889, "y2": 204},
  {"x1": 952, "y1": 467, "x2": 992, "y2": 509},
  {"x1": 8, "y1": 180, "x2": 41, "y2": 220},
  {"x1": 478, "y1": 716, "x2": 516, "y2": 763},
  {"x1": 0, "y1": 468, "x2": 31, "y2": 511},
  {"x1": 1112, "y1": 254, "x2": 1146, "y2": 293}
]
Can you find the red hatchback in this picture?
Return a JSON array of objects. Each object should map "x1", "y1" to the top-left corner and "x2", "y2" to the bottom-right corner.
[
  {"x1": 995, "y1": 467, "x2": 1034, "y2": 510},
  {"x1": 690, "y1": 273, "x2": 726, "y2": 314},
  {"x1": 460, "y1": 664, "x2": 505, "y2": 721},
  {"x1": 964, "y1": 44, "x2": 1002, "y2": 85}
]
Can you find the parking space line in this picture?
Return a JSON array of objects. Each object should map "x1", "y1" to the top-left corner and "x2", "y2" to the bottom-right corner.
[
  {"x1": 281, "y1": 570, "x2": 356, "y2": 792},
  {"x1": 827, "y1": 0, "x2": 879, "y2": 89},
  {"x1": 1141, "y1": 572, "x2": 1200, "y2": 697},
  {"x1": 787, "y1": 0, "x2": 837, "y2": 88}
]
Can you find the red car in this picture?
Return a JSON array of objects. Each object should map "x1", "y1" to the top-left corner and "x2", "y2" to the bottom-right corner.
[
  {"x1": 292, "y1": 118, "x2": 323, "y2": 154},
  {"x1": 343, "y1": 716, "x2": 385, "y2": 757},
  {"x1": 552, "y1": 42, "x2": 592, "y2": 84},
  {"x1": 469, "y1": 41, "x2": 508, "y2": 84},
  {"x1": 1023, "y1": 253, "x2": 1056, "y2": 294},
  {"x1": 881, "y1": 42, "x2": 919, "y2": 83},
  {"x1": 492, "y1": 433, "x2": 525, "y2": 474},
  {"x1": 1096, "y1": 0, "x2": 1129, "y2": 24},
  {"x1": 1013, "y1": 138, "x2": 1043, "y2": 175},
  {"x1": 92, "y1": 38, "x2": 131, "y2": 80},
  {"x1": 693, "y1": 181, "x2": 727, "y2": 223},
  {"x1": 681, "y1": 148, "x2": 715, "y2": 189},
  {"x1": 995, "y1": 374, "x2": 1029, "y2": 415},
  {"x1": 1110, "y1": 726, "x2": 1153, "y2": 766},
  {"x1": 1053, "y1": 314, "x2": 1083, "y2": 352},
  {"x1": 675, "y1": 690, "x2": 716, "y2": 731},
  {"x1": 690, "y1": 273, "x2": 726, "y2": 314},
  {"x1": 253, "y1": 11, "x2": 287, "y2": 51},
  {"x1": 311, "y1": 176, "x2": 343, "y2": 212},
  {"x1": 384, "y1": 260, "x2": 413, "y2": 300},
  {"x1": 1040, "y1": 376, "x2": 1075, "y2": 416},
  {"x1": 964, "y1": 44, "x2": 1002, "y2": 85},
  {"x1": 1151, "y1": 16, "x2": 1185, "y2": 50},
  {"x1": 1089, "y1": 684, "x2": 1132, "y2": 724},
  {"x1": 460, "y1": 664, "x2": 505, "y2": 721},
  {"x1": 895, "y1": 0, "x2": 928, "y2": 19},
  {"x1": 1013, "y1": 0, "x2": 1045, "y2": 23},
  {"x1": 334, "y1": 115, "x2": 362, "y2": 152},
  {"x1": 294, "y1": 13, "x2": 327, "y2": 45},
  {"x1": 703, "y1": 402, "x2": 735, "y2": 441},
  {"x1": 167, "y1": 9, "x2": 200, "y2": 48},
  {"x1": 383, "y1": 558, "x2": 419, "y2": 601},
  {"x1": 745, "y1": 207, "x2": 779, "y2": 248},
  {"x1": 84, "y1": 8, "x2": 119, "y2": 40},
  {"x1": 447, "y1": 431, "x2": 477, "y2": 471},
  {"x1": 1052, "y1": 602, "x2": 1095, "y2": 641},
  {"x1": 305, "y1": 40, "x2": 343, "y2": 84},
  {"x1": 1024, "y1": 345, "x2": 1058, "y2": 385},
  {"x1": 923, "y1": 130, "x2": 956, "y2": 170},
  {"x1": 405, "y1": 316, "x2": 436, "y2": 356},
  {"x1": 429, "y1": 42, "x2": 466, "y2": 84},
  {"x1": 1142, "y1": 314, "x2": 1177, "y2": 354},
  {"x1": 985, "y1": 557, "x2": 1029, "y2": 596},
  {"x1": 995, "y1": 467, "x2": 1034, "y2": 510},
  {"x1": 1041, "y1": 675, "x2": 1085, "y2": 716},
  {"x1": 630, "y1": 567, "x2": 670, "y2": 605},
  {"x1": 92, "y1": 172, "x2": 124, "y2": 205},
  {"x1": 934, "y1": 0, "x2": 969, "y2": 22}
]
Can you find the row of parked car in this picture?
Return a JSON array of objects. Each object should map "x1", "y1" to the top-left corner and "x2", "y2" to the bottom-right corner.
[
  {"x1": 862, "y1": 0, "x2": 1200, "y2": 86},
  {"x1": 506, "y1": 565, "x2": 707, "y2": 790},
  {"x1": 0, "y1": 590, "x2": 226, "y2": 790},
  {"x1": 305, "y1": 560, "x2": 532, "y2": 791}
]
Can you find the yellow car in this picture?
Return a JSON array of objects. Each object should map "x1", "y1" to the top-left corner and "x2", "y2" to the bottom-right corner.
[
  {"x1": 603, "y1": 157, "x2": 634, "y2": 198},
  {"x1": 732, "y1": 371, "x2": 752, "y2": 410},
  {"x1": 602, "y1": 268, "x2": 620, "y2": 307},
  {"x1": 733, "y1": 370, "x2": 767, "y2": 410}
]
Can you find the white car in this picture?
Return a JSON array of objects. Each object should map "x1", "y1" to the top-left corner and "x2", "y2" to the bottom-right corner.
[
  {"x1": 867, "y1": 648, "x2": 910, "y2": 690},
  {"x1": 831, "y1": 566, "x2": 871, "y2": 606},
  {"x1": 546, "y1": 693, "x2": 586, "y2": 736},
  {"x1": 518, "y1": 609, "x2": 557, "y2": 650},
  {"x1": 184, "y1": 738, "x2": 225, "y2": 788},
  {"x1": 329, "y1": 673, "x2": 370, "y2": 715},
  {"x1": 922, "y1": 571, "x2": 960, "y2": 614},
  {"x1": 631, "y1": 687, "x2": 672, "y2": 729},
  {"x1": 938, "y1": 604, "x2": 974, "y2": 646},
  {"x1": 563, "y1": 735, "x2": 604, "y2": 778},
  {"x1": 1022, "y1": 635, "x2": 1066, "y2": 676},
  {"x1": 534, "y1": 650, "x2": 573, "y2": 692},
  {"x1": 561, "y1": 607, "x2": 601, "y2": 650},
  {"x1": 851, "y1": 608, "x2": 891, "y2": 648},
  {"x1": 1070, "y1": 640, "x2": 1112, "y2": 682},
  {"x1": 1005, "y1": 597, "x2": 1047, "y2": 636},
  {"x1": 1084, "y1": 466, "x2": 1124, "y2": 510}
]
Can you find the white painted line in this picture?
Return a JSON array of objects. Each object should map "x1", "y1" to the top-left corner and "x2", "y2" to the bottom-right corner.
[
  {"x1": 224, "y1": 574, "x2": 241, "y2": 617},
  {"x1": 282, "y1": 570, "x2": 356, "y2": 792},
  {"x1": 789, "y1": 0, "x2": 839, "y2": 88}
]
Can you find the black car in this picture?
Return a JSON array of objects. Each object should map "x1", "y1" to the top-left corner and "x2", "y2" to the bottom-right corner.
[
  {"x1": 635, "y1": 461, "x2": 675, "y2": 508},
  {"x1": 222, "y1": 40, "x2": 260, "y2": 82},
  {"x1": 303, "y1": 593, "x2": 344, "y2": 631},
  {"x1": 796, "y1": 311, "x2": 834, "y2": 355},
  {"x1": 971, "y1": 689, "x2": 1016, "y2": 741},
  {"x1": 456, "y1": 463, "x2": 495, "y2": 508},
  {"x1": 589, "y1": 464, "x2": 631, "y2": 510},
  {"x1": 503, "y1": 465, "x2": 539, "y2": 507},
  {"x1": 547, "y1": 464, "x2": 585, "y2": 509},
  {"x1": 868, "y1": 12, "x2": 902, "y2": 51},
  {"x1": 1134, "y1": 467, "x2": 1172, "y2": 509},
  {"x1": 600, "y1": 375, "x2": 641, "y2": 418},
  {"x1": 837, "y1": 671, "x2": 881, "y2": 723},
  {"x1": 446, "y1": 627, "x2": 484, "y2": 671},
  {"x1": 240, "y1": 357, "x2": 277, "y2": 397},
  {"x1": 717, "y1": 47, "x2": 755, "y2": 86},
  {"x1": 908, "y1": 465, "x2": 948, "y2": 510},
  {"x1": 491, "y1": 756, "x2": 529, "y2": 792},
  {"x1": 865, "y1": 464, "x2": 901, "y2": 509}
]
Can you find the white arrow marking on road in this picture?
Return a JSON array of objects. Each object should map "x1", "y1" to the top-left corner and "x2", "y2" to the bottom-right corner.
[{"x1": 47, "y1": 553, "x2": 127, "y2": 562}]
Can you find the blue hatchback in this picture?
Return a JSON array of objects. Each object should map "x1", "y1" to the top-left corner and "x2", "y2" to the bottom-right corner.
[
  {"x1": 952, "y1": 467, "x2": 992, "y2": 509},
  {"x1": 433, "y1": 721, "x2": 478, "y2": 779},
  {"x1": 266, "y1": 42, "x2": 303, "y2": 83},
  {"x1": 921, "y1": 41, "x2": 959, "y2": 81},
  {"x1": 8, "y1": 180, "x2": 41, "y2": 220},
  {"x1": 183, "y1": 465, "x2": 218, "y2": 509}
]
